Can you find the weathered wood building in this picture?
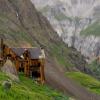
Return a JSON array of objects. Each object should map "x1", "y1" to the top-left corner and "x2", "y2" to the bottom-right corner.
[{"x1": 0, "y1": 39, "x2": 45, "y2": 84}]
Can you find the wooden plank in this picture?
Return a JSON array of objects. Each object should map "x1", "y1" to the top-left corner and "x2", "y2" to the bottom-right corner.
[
  {"x1": 39, "y1": 59, "x2": 45, "y2": 84},
  {"x1": 15, "y1": 59, "x2": 19, "y2": 72},
  {"x1": 24, "y1": 61, "x2": 28, "y2": 76}
]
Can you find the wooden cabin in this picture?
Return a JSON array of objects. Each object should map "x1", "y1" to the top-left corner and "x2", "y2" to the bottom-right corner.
[{"x1": 0, "y1": 39, "x2": 45, "y2": 84}]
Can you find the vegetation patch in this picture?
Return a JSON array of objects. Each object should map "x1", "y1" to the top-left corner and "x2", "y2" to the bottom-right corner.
[
  {"x1": 88, "y1": 60, "x2": 100, "y2": 79},
  {"x1": 0, "y1": 72, "x2": 69, "y2": 100},
  {"x1": 54, "y1": 12, "x2": 72, "y2": 21},
  {"x1": 66, "y1": 72, "x2": 100, "y2": 94},
  {"x1": 80, "y1": 21, "x2": 100, "y2": 36},
  {"x1": 50, "y1": 43, "x2": 74, "y2": 68}
]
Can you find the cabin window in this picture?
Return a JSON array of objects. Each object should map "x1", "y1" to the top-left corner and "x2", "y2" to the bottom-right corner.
[
  {"x1": 19, "y1": 67, "x2": 24, "y2": 72},
  {"x1": 19, "y1": 62, "x2": 24, "y2": 72}
]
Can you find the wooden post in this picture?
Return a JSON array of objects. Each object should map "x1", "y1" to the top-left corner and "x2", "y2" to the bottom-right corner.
[
  {"x1": 40, "y1": 59, "x2": 45, "y2": 84},
  {"x1": 24, "y1": 61, "x2": 27, "y2": 76},
  {"x1": 1, "y1": 38, "x2": 4, "y2": 58},
  {"x1": 42, "y1": 59, "x2": 45, "y2": 84},
  {"x1": 15, "y1": 59, "x2": 19, "y2": 72},
  {"x1": 27, "y1": 59, "x2": 30, "y2": 77}
]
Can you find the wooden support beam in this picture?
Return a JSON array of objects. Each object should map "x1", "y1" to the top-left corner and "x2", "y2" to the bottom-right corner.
[
  {"x1": 40, "y1": 59, "x2": 45, "y2": 84},
  {"x1": 1, "y1": 38, "x2": 4, "y2": 58},
  {"x1": 27, "y1": 59, "x2": 30, "y2": 77},
  {"x1": 15, "y1": 59, "x2": 20, "y2": 72},
  {"x1": 24, "y1": 61, "x2": 28, "y2": 76}
]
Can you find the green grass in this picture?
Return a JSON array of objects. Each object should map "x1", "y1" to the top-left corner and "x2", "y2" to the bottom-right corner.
[
  {"x1": 0, "y1": 72, "x2": 69, "y2": 100},
  {"x1": 54, "y1": 12, "x2": 72, "y2": 21},
  {"x1": 50, "y1": 43, "x2": 74, "y2": 68},
  {"x1": 66, "y1": 72, "x2": 100, "y2": 94},
  {"x1": 80, "y1": 21, "x2": 100, "y2": 36}
]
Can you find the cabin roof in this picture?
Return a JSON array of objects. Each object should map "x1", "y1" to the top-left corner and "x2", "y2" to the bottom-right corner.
[
  {"x1": 11, "y1": 47, "x2": 42, "y2": 59},
  {"x1": 11, "y1": 48, "x2": 25, "y2": 57},
  {"x1": 28, "y1": 48, "x2": 42, "y2": 59}
]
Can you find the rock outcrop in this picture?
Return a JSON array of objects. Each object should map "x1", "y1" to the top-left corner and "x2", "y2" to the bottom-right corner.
[
  {"x1": 1, "y1": 60, "x2": 19, "y2": 82},
  {"x1": 2, "y1": 60, "x2": 17, "y2": 76}
]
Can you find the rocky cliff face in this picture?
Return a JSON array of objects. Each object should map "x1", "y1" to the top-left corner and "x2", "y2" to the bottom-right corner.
[{"x1": 31, "y1": 0, "x2": 100, "y2": 62}]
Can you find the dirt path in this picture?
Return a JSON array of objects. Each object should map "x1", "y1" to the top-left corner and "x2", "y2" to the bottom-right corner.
[{"x1": 45, "y1": 58, "x2": 100, "y2": 100}]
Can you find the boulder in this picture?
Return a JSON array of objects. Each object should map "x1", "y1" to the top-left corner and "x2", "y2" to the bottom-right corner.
[
  {"x1": 2, "y1": 80, "x2": 12, "y2": 91},
  {"x1": 1, "y1": 60, "x2": 19, "y2": 82}
]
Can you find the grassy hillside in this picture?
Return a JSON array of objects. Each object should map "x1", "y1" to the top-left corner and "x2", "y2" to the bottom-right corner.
[
  {"x1": 80, "y1": 21, "x2": 100, "y2": 36},
  {"x1": 66, "y1": 72, "x2": 100, "y2": 94},
  {"x1": 0, "y1": 72, "x2": 69, "y2": 100}
]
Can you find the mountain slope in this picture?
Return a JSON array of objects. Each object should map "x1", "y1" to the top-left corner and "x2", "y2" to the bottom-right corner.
[
  {"x1": 0, "y1": 0, "x2": 87, "y2": 74},
  {"x1": 0, "y1": 0, "x2": 100, "y2": 100},
  {"x1": 31, "y1": 0, "x2": 100, "y2": 61},
  {"x1": 32, "y1": 0, "x2": 100, "y2": 81}
]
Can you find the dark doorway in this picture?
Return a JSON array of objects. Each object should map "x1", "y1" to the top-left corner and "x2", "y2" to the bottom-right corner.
[
  {"x1": 19, "y1": 67, "x2": 24, "y2": 72},
  {"x1": 31, "y1": 61, "x2": 41, "y2": 80},
  {"x1": 32, "y1": 71, "x2": 40, "y2": 79}
]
